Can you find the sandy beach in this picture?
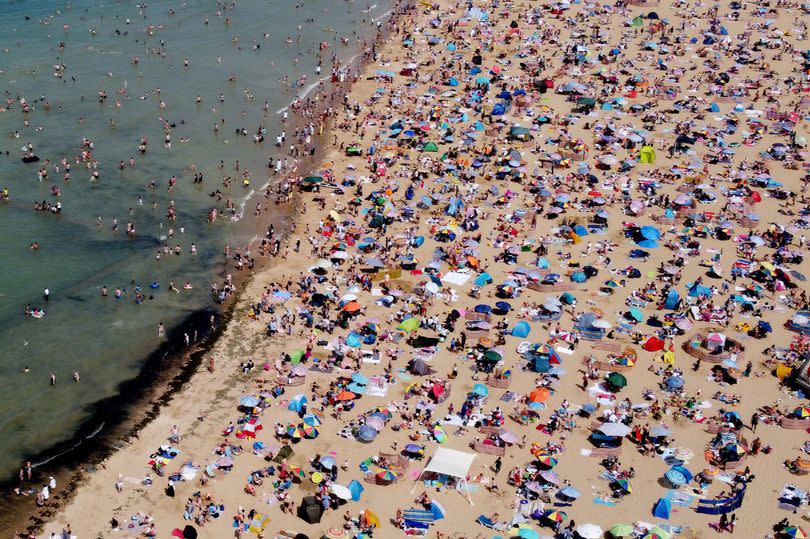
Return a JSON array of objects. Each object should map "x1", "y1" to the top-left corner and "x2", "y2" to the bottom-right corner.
[{"x1": 16, "y1": 0, "x2": 810, "y2": 537}]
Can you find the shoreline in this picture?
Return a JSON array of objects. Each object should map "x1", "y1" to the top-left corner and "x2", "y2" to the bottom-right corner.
[
  {"x1": 0, "y1": 303, "x2": 227, "y2": 535},
  {"x1": 0, "y1": 2, "x2": 410, "y2": 535}
]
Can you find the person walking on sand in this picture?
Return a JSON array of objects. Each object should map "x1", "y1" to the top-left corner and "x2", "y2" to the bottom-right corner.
[
  {"x1": 158, "y1": 322, "x2": 165, "y2": 338},
  {"x1": 115, "y1": 473, "x2": 123, "y2": 493},
  {"x1": 169, "y1": 424, "x2": 180, "y2": 444}
]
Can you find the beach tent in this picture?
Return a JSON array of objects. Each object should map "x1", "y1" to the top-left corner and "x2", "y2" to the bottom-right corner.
[
  {"x1": 639, "y1": 145, "x2": 656, "y2": 163},
  {"x1": 511, "y1": 321, "x2": 531, "y2": 338},
  {"x1": 653, "y1": 498, "x2": 671, "y2": 519},
  {"x1": 298, "y1": 496, "x2": 324, "y2": 524},
  {"x1": 663, "y1": 289, "x2": 680, "y2": 310},
  {"x1": 288, "y1": 394, "x2": 307, "y2": 413},
  {"x1": 348, "y1": 479, "x2": 365, "y2": 501},
  {"x1": 413, "y1": 448, "x2": 476, "y2": 503},
  {"x1": 423, "y1": 142, "x2": 439, "y2": 152}
]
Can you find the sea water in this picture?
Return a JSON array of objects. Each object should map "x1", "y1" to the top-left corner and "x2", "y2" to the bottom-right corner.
[{"x1": 0, "y1": 0, "x2": 390, "y2": 479}]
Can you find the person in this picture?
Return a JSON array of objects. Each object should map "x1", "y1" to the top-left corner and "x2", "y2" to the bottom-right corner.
[
  {"x1": 750, "y1": 413, "x2": 759, "y2": 432},
  {"x1": 494, "y1": 456, "x2": 502, "y2": 474},
  {"x1": 73, "y1": 371, "x2": 80, "y2": 383},
  {"x1": 169, "y1": 424, "x2": 180, "y2": 444},
  {"x1": 115, "y1": 473, "x2": 124, "y2": 493},
  {"x1": 50, "y1": 372, "x2": 56, "y2": 385}
]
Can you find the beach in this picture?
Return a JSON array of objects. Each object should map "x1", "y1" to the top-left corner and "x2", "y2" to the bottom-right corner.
[
  {"x1": 0, "y1": 0, "x2": 390, "y2": 485},
  {"x1": 11, "y1": 0, "x2": 810, "y2": 537}
]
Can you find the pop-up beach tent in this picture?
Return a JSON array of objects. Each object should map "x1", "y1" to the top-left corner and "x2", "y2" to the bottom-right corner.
[{"x1": 412, "y1": 447, "x2": 476, "y2": 504}]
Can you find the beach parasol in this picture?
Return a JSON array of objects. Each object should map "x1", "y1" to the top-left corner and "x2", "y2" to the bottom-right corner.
[
  {"x1": 539, "y1": 470, "x2": 560, "y2": 484},
  {"x1": 644, "y1": 527, "x2": 672, "y2": 539},
  {"x1": 302, "y1": 425, "x2": 319, "y2": 439},
  {"x1": 559, "y1": 485, "x2": 581, "y2": 499},
  {"x1": 376, "y1": 469, "x2": 397, "y2": 482},
  {"x1": 365, "y1": 416, "x2": 385, "y2": 431},
  {"x1": 576, "y1": 523, "x2": 603, "y2": 539},
  {"x1": 240, "y1": 395, "x2": 260, "y2": 407},
  {"x1": 432, "y1": 426, "x2": 447, "y2": 443},
  {"x1": 499, "y1": 429, "x2": 519, "y2": 444},
  {"x1": 319, "y1": 455, "x2": 336, "y2": 469},
  {"x1": 537, "y1": 455, "x2": 558, "y2": 468},
  {"x1": 792, "y1": 406, "x2": 810, "y2": 419},
  {"x1": 286, "y1": 425, "x2": 305, "y2": 439},
  {"x1": 782, "y1": 526, "x2": 808, "y2": 539},
  {"x1": 665, "y1": 469, "x2": 687, "y2": 485},
  {"x1": 472, "y1": 383, "x2": 489, "y2": 396},
  {"x1": 610, "y1": 524, "x2": 634, "y2": 537},
  {"x1": 612, "y1": 478, "x2": 632, "y2": 493},
  {"x1": 606, "y1": 372, "x2": 628, "y2": 388},
  {"x1": 336, "y1": 390, "x2": 356, "y2": 401},
  {"x1": 324, "y1": 527, "x2": 347, "y2": 539},
  {"x1": 357, "y1": 425, "x2": 378, "y2": 442},
  {"x1": 215, "y1": 456, "x2": 234, "y2": 468},
  {"x1": 598, "y1": 422, "x2": 631, "y2": 437},
  {"x1": 303, "y1": 413, "x2": 322, "y2": 427},
  {"x1": 543, "y1": 510, "x2": 567, "y2": 522}
]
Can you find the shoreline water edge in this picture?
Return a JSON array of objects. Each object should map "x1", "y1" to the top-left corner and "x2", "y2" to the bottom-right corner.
[{"x1": 0, "y1": 1, "x2": 408, "y2": 535}]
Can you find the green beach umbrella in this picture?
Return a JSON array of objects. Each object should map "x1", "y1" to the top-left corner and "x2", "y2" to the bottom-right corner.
[
  {"x1": 610, "y1": 523, "x2": 634, "y2": 537},
  {"x1": 607, "y1": 372, "x2": 627, "y2": 388},
  {"x1": 303, "y1": 176, "x2": 324, "y2": 184}
]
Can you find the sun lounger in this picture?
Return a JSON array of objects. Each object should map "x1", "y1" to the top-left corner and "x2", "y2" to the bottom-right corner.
[{"x1": 476, "y1": 515, "x2": 506, "y2": 530}]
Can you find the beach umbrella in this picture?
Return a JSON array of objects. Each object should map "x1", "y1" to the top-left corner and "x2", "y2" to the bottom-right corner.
[
  {"x1": 499, "y1": 430, "x2": 519, "y2": 444},
  {"x1": 559, "y1": 485, "x2": 581, "y2": 499},
  {"x1": 610, "y1": 524, "x2": 634, "y2": 537},
  {"x1": 537, "y1": 455, "x2": 558, "y2": 468},
  {"x1": 645, "y1": 527, "x2": 672, "y2": 539},
  {"x1": 357, "y1": 425, "x2": 378, "y2": 442},
  {"x1": 287, "y1": 425, "x2": 305, "y2": 439},
  {"x1": 598, "y1": 422, "x2": 631, "y2": 437},
  {"x1": 303, "y1": 414, "x2": 322, "y2": 427},
  {"x1": 376, "y1": 469, "x2": 398, "y2": 482},
  {"x1": 319, "y1": 455, "x2": 336, "y2": 470},
  {"x1": 404, "y1": 443, "x2": 424, "y2": 455},
  {"x1": 495, "y1": 301, "x2": 512, "y2": 311},
  {"x1": 664, "y1": 467, "x2": 688, "y2": 486},
  {"x1": 472, "y1": 383, "x2": 489, "y2": 396},
  {"x1": 543, "y1": 510, "x2": 567, "y2": 522},
  {"x1": 612, "y1": 478, "x2": 632, "y2": 493},
  {"x1": 606, "y1": 372, "x2": 628, "y2": 388},
  {"x1": 302, "y1": 425, "x2": 319, "y2": 439},
  {"x1": 576, "y1": 524, "x2": 603, "y2": 539},
  {"x1": 324, "y1": 527, "x2": 347, "y2": 539},
  {"x1": 240, "y1": 395, "x2": 260, "y2": 407},
  {"x1": 433, "y1": 426, "x2": 447, "y2": 443},
  {"x1": 640, "y1": 226, "x2": 661, "y2": 240},
  {"x1": 792, "y1": 407, "x2": 810, "y2": 419},
  {"x1": 336, "y1": 390, "x2": 356, "y2": 401},
  {"x1": 528, "y1": 387, "x2": 550, "y2": 403},
  {"x1": 365, "y1": 416, "x2": 385, "y2": 431},
  {"x1": 782, "y1": 527, "x2": 808, "y2": 539}
]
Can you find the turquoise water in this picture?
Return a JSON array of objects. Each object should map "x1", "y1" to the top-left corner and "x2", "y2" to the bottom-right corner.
[{"x1": 0, "y1": 0, "x2": 389, "y2": 479}]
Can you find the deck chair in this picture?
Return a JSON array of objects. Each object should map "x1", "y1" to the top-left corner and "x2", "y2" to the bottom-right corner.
[{"x1": 476, "y1": 515, "x2": 506, "y2": 530}]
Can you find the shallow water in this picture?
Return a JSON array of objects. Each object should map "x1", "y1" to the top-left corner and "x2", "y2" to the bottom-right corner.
[{"x1": 0, "y1": 0, "x2": 389, "y2": 479}]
